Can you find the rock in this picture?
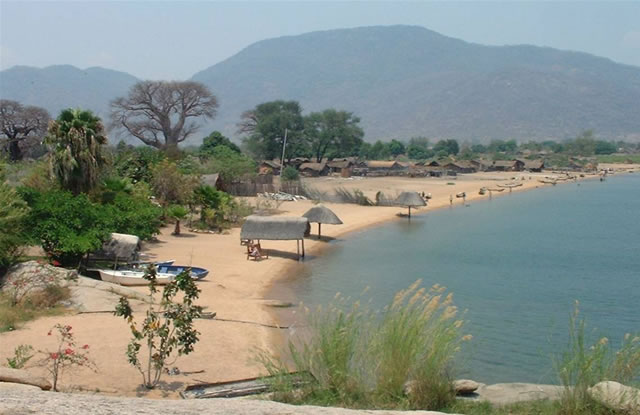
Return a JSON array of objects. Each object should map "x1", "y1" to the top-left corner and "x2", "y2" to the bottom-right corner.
[
  {"x1": 472, "y1": 383, "x2": 563, "y2": 405},
  {"x1": 403, "y1": 380, "x2": 417, "y2": 396},
  {"x1": 588, "y1": 381, "x2": 640, "y2": 413},
  {"x1": 454, "y1": 379, "x2": 480, "y2": 395},
  {"x1": 1, "y1": 261, "x2": 77, "y2": 298},
  {"x1": 0, "y1": 367, "x2": 52, "y2": 390}
]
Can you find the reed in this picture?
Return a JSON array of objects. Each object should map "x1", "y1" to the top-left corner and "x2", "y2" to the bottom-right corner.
[{"x1": 259, "y1": 281, "x2": 468, "y2": 410}]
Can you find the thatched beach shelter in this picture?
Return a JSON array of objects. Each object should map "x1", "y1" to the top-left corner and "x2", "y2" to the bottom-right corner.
[
  {"x1": 240, "y1": 216, "x2": 309, "y2": 259},
  {"x1": 86, "y1": 233, "x2": 141, "y2": 264},
  {"x1": 394, "y1": 192, "x2": 426, "y2": 218},
  {"x1": 302, "y1": 204, "x2": 343, "y2": 238}
]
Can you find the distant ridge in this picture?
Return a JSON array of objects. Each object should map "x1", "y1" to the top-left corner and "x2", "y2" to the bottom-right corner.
[
  {"x1": 2, "y1": 25, "x2": 640, "y2": 143},
  {"x1": 192, "y1": 25, "x2": 640, "y2": 142},
  {"x1": 0, "y1": 64, "x2": 138, "y2": 122}
]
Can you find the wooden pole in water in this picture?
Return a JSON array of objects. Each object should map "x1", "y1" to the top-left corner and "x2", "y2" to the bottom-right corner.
[{"x1": 408, "y1": 206, "x2": 411, "y2": 218}]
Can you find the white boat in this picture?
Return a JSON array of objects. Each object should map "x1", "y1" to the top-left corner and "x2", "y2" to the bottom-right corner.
[{"x1": 98, "y1": 269, "x2": 175, "y2": 286}]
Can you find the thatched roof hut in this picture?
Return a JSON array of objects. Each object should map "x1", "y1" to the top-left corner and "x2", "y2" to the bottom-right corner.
[
  {"x1": 394, "y1": 192, "x2": 426, "y2": 218},
  {"x1": 240, "y1": 216, "x2": 310, "y2": 258},
  {"x1": 93, "y1": 233, "x2": 141, "y2": 262},
  {"x1": 302, "y1": 205, "x2": 343, "y2": 238}
]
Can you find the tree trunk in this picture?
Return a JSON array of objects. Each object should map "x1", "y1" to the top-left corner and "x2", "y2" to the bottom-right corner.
[
  {"x1": 174, "y1": 220, "x2": 181, "y2": 235},
  {"x1": 8, "y1": 140, "x2": 22, "y2": 161}
]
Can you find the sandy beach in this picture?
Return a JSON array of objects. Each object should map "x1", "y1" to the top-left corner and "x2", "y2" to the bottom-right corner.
[{"x1": 1, "y1": 167, "x2": 637, "y2": 398}]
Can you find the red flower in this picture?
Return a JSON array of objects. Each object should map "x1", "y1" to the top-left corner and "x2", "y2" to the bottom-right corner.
[
  {"x1": 50, "y1": 353, "x2": 59, "y2": 360},
  {"x1": 81, "y1": 344, "x2": 89, "y2": 350},
  {"x1": 64, "y1": 348, "x2": 74, "y2": 355},
  {"x1": 52, "y1": 260, "x2": 61, "y2": 266}
]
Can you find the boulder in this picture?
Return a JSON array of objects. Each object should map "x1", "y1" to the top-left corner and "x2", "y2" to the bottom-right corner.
[
  {"x1": 588, "y1": 381, "x2": 640, "y2": 414},
  {"x1": 0, "y1": 367, "x2": 52, "y2": 390},
  {"x1": 1, "y1": 261, "x2": 77, "y2": 295},
  {"x1": 454, "y1": 379, "x2": 480, "y2": 395}
]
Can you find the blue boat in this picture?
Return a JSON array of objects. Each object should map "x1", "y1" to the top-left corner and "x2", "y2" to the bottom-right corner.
[{"x1": 156, "y1": 265, "x2": 209, "y2": 280}]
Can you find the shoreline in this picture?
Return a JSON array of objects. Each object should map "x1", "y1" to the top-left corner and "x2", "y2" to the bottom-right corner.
[
  {"x1": 1, "y1": 167, "x2": 637, "y2": 398},
  {"x1": 259, "y1": 170, "x2": 616, "y2": 356}
]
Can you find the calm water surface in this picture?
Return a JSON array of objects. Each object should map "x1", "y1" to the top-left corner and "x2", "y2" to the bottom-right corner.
[{"x1": 285, "y1": 174, "x2": 640, "y2": 384}]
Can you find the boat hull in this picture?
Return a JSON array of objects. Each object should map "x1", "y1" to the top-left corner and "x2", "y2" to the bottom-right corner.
[
  {"x1": 99, "y1": 270, "x2": 174, "y2": 286},
  {"x1": 156, "y1": 265, "x2": 209, "y2": 280}
]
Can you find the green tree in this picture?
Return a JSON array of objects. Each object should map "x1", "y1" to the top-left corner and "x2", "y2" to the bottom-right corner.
[
  {"x1": 388, "y1": 139, "x2": 406, "y2": 158},
  {"x1": 167, "y1": 205, "x2": 189, "y2": 235},
  {"x1": 406, "y1": 137, "x2": 433, "y2": 160},
  {"x1": 46, "y1": 109, "x2": 108, "y2": 195},
  {"x1": 0, "y1": 181, "x2": 28, "y2": 271},
  {"x1": 594, "y1": 140, "x2": 617, "y2": 155},
  {"x1": 281, "y1": 166, "x2": 300, "y2": 182},
  {"x1": 239, "y1": 100, "x2": 306, "y2": 160},
  {"x1": 470, "y1": 144, "x2": 487, "y2": 153},
  {"x1": 202, "y1": 145, "x2": 256, "y2": 185},
  {"x1": 369, "y1": 140, "x2": 391, "y2": 160},
  {"x1": 19, "y1": 188, "x2": 109, "y2": 266},
  {"x1": 113, "y1": 145, "x2": 166, "y2": 184},
  {"x1": 304, "y1": 109, "x2": 364, "y2": 162},
  {"x1": 200, "y1": 131, "x2": 241, "y2": 156},
  {"x1": 433, "y1": 139, "x2": 459, "y2": 156},
  {"x1": 114, "y1": 268, "x2": 202, "y2": 389},
  {"x1": 151, "y1": 159, "x2": 199, "y2": 212}
]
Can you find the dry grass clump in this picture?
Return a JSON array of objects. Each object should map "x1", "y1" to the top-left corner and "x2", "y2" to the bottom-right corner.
[{"x1": 259, "y1": 280, "x2": 469, "y2": 410}]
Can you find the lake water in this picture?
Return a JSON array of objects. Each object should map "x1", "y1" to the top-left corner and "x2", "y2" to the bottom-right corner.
[{"x1": 284, "y1": 174, "x2": 640, "y2": 384}]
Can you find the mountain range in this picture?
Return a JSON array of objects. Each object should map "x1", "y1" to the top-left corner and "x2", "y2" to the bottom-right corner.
[{"x1": 2, "y1": 25, "x2": 640, "y2": 143}]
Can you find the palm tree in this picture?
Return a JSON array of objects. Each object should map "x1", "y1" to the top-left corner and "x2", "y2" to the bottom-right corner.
[
  {"x1": 167, "y1": 205, "x2": 189, "y2": 235},
  {"x1": 46, "y1": 108, "x2": 108, "y2": 195}
]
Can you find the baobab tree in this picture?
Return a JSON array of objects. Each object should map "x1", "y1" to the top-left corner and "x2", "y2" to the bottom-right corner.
[
  {"x1": 0, "y1": 100, "x2": 50, "y2": 161},
  {"x1": 110, "y1": 81, "x2": 218, "y2": 153}
]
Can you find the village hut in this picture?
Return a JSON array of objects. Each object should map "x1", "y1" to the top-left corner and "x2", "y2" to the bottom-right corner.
[
  {"x1": 327, "y1": 159, "x2": 354, "y2": 177},
  {"x1": 298, "y1": 162, "x2": 329, "y2": 177},
  {"x1": 524, "y1": 160, "x2": 545, "y2": 172},
  {"x1": 302, "y1": 205, "x2": 343, "y2": 238},
  {"x1": 491, "y1": 160, "x2": 524, "y2": 172},
  {"x1": 394, "y1": 191, "x2": 426, "y2": 218},
  {"x1": 201, "y1": 173, "x2": 223, "y2": 191},
  {"x1": 88, "y1": 233, "x2": 141, "y2": 263},
  {"x1": 240, "y1": 216, "x2": 309, "y2": 259},
  {"x1": 442, "y1": 161, "x2": 476, "y2": 174},
  {"x1": 366, "y1": 160, "x2": 404, "y2": 176}
]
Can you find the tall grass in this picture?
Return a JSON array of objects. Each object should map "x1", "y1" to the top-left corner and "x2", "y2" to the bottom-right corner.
[
  {"x1": 259, "y1": 281, "x2": 469, "y2": 410},
  {"x1": 553, "y1": 302, "x2": 640, "y2": 415}
]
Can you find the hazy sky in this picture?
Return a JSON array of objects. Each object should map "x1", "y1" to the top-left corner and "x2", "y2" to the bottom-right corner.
[{"x1": 1, "y1": 1, "x2": 639, "y2": 80}]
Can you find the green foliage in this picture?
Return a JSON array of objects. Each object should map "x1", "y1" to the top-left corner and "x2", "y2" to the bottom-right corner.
[
  {"x1": 19, "y1": 188, "x2": 109, "y2": 266},
  {"x1": 0, "y1": 181, "x2": 29, "y2": 270},
  {"x1": 151, "y1": 159, "x2": 199, "y2": 208},
  {"x1": 114, "y1": 267, "x2": 202, "y2": 389},
  {"x1": 241, "y1": 100, "x2": 306, "y2": 160},
  {"x1": 553, "y1": 303, "x2": 640, "y2": 415},
  {"x1": 304, "y1": 109, "x2": 364, "y2": 162},
  {"x1": 260, "y1": 281, "x2": 467, "y2": 410},
  {"x1": 192, "y1": 185, "x2": 236, "y2": 230},
  {"x1": 433, "y1": 139, "x2": 459, "y2": 156},
  {"x1": 201, "y1": 145, "x2": 256, "y2": 184},
  {"x1": 594, "y1": 140, "x2": 617, "y2": 155},
  {"x1": 113, "y1": 145, "x2": 166, "y2": 184},
  {"x1": 368, "y1": 140, "x2": 392, "y2": 160},
  {"x1": 45, "y1": 108, "x2": 108, "y2": 195},
  {"x1": 6, "y1": 344, "x2": 34, "y2": 369},
  {"x1": 200, "y1": 131, "x2": 241, "y2": 155},
  {"x1": 388, "y1": 139, "x2": 406, "y2": 158},
  {"x1": 487, "y1": 139, "x2": 518, "y2": 154},
  {"x1": 407, "y1": 137, "x2": 434, "y2": 160},
  {"x1": 167, "y1": 205, "x2": 189, "y2": 235},
  {"x1": 101, "y1": 191, "x2": 162, "y2": 240},
  {"x1": 281, "y1": 166, "x2": 300, "y2": 182}
]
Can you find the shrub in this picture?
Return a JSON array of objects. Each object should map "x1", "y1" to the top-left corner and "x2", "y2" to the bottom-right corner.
[
  {"x1": 260, "y1": 281, "x2": 468, "y2": 410},
  {"x1": 6, "y1": 344, "x2": 34, "y2": 369},
  {"x1": 19, "y1": 188, "x2": 109, "y2": 266},
  {"x1": 37, "y1": 324, "x2": 96, "y2": 391},
  {"x1": 114, "y1": 267, "x2": 202, "y2": 389},
  {"x1": 281, "y1": 166, "x2": 300, "y2": 182},
  {"x1": 102, "y1": 191, "x2": 162, "y2": 240},
  {"x1": 0, "y1": 182, "x2": 29, "y2": 271},
  {"x1": 553, "y1": 302, "x2": 640, "y2": 415},
  {"x1": 167, "y1": 205, "x2": 189, "y2": 235},
  {"x1": 201, "y1": 145, "x2": 256, "y2": 184}
]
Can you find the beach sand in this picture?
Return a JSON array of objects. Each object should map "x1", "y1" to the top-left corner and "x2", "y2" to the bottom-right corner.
[{"x1": 1, "y1": 168, "x2": 637, "y2": 398}]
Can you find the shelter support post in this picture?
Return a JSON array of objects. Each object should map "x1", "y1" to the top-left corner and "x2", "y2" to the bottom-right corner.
[{"x1": 302, "y1": 239, "x2": 305, "y2": 258}]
